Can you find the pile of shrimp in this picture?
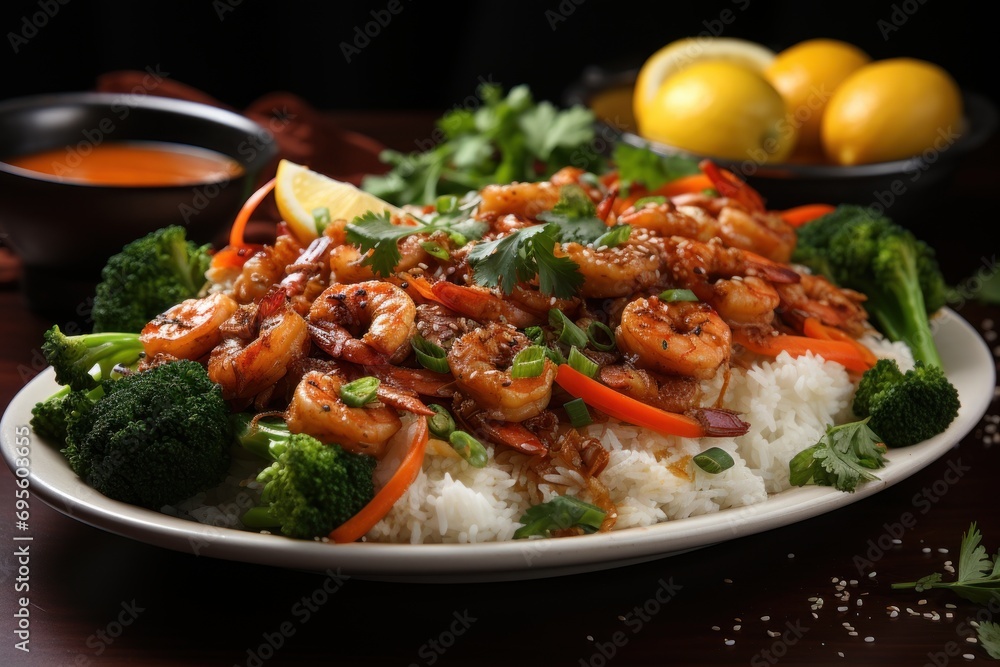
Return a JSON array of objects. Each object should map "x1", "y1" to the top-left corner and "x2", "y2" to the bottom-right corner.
[{"x1": 138, "y1": 162, "x2": 872, "y2": 533}]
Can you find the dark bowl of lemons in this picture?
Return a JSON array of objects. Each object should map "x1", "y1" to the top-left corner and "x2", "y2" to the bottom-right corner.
[{"x1": 566, "y1": 37, "x2": 997, "y2": 219}]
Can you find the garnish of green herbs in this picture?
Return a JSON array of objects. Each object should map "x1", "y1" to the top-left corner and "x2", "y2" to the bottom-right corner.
[
  {"x1": 611, "y1": 143, "x2": 700, "y2": 193},
  {"x1": 537, "y1": 184, "x2": 630, "y2": 247},
  {"x1": 466, "y1": 223, "x2": 582, "y2": 298},
  {"x1": 788, "y1": 419, "x2": 887, "y2": 492},
  {"x1": 361, "y1": 83, "x2": 604, "y2": 206},
  {"x1": 345, "y1": 209, "x2": 487, "y2": 278},
  {"x1": 513, "y1": 495, "x2": 606, "y2": 539},
  {"x1": 892, "y1": 523, "x2": 1000, "y2": 659}
]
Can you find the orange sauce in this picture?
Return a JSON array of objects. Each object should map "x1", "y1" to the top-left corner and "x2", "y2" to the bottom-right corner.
[{"x1": 6, "y1": 141, "x2": 244, "y2": 186}]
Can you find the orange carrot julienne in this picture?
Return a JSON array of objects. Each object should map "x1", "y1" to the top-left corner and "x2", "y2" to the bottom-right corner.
[
  {"x1": 733, "y1": 328, "x2": 874, "y2": 373},
  {"x1": 652, "y1": 173, "x2": 714, "y2": 198},
  {"x1": 779, "y1": 204, "x2": 836, "y2": 227},
  {"x1": 802, "y1": 317, "x2": 878, "y2": 368},
  {"x1": 329, "y1": 415, "x2": 428, "y2": 544},
  {"x1": 229, "y1": 177, "x2": 275, "y2": 248},
  {"x1": 554, "y1": 364, "x2": 705, "y2": 439}
]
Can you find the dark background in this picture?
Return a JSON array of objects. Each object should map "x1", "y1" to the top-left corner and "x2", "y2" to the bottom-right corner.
[{"x1": 1, "y1": 0, "x2": 995, "y2": 114}]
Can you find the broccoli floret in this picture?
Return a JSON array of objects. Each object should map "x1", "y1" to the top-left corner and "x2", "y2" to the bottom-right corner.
[
  {"x1": 41, "y1": 326, "x2": 144, "y2": 391},
  {"x1": 91, "y1": 225, "x2": 212, "y2": 333},
  {"x1": 62, "y1": 359, "x2": 232, "y2": 509},
  {"x1": 29, "y1": 384, "x2": 103, "y2": 443},
  {"x1": 792, "y1": 205, "x2": 948, "y2": 368},
  {"x1": 233, "y1": 414, "x2": 377, "y2": 539},
  {"x1": 853, "y1": 358, "x2": 960, "y2": 448}
]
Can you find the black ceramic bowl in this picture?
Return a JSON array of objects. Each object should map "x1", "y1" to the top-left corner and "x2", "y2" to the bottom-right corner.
[
  {"x1": 565, "y1": 66, "x2": 998, "y2": 218},
  {"x1": 0, "y1": 92, "x2": 278, "y2": 319}
]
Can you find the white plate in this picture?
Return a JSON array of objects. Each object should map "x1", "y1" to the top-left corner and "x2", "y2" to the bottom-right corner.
[{"x1": 2, "y1": 308, "x2": 994, "y2": 582}]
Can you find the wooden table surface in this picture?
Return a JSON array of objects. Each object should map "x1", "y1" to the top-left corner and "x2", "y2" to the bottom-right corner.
[{"x1": 1, "y1": 112, "x2": 999, "y2": 667}]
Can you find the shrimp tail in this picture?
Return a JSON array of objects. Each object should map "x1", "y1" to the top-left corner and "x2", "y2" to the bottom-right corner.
[{"x1": 308, "y1": 322, "x2": 389, "y2": 365}]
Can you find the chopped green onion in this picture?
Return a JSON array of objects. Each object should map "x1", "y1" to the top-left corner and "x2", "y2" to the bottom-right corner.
[
  {"x1": 632, "y1": 196, "x2": 667, "y2": 208},
  {"x1": 567, "y1": 346, "x2": 598, "y2": 378},
  {"x1": 420, "y1": 241, "x2": 451, "y2": 260},
  {"x1": 339, "y1": 376, "x2": 380, "y2": 407},
  {"x1": 449, "y1": 430, "x2": 489, "y2": 468},
  {"x1": 436, "y1": 195, "x2": 459, "y2": 214},
  {"x1": 693, "y1": 447, "x2": 735, "y2": 474},
  {"x1": 702, "y1": 188, "x2": 719, "y2": 197},
  {"x1": 511, "y1": 345, "x2": 547, "y2": 379},
  {"x1": 659, "y1": 288, "x2": 699, "y2": 303},
  {"x1": 524, "y1": 325, "x2": 546, "y2": 346},
  {"x1": 427, "y1": 404, "x2": 456, "y2": 439},
  {"x1": 563, "y1": 398, "x2": 592, "y2": 427},
  {"x1": 548, "y1": 310, "x2": 588, "y2": 349},
  {"x1": 513, "y1": 495, "x2": 607, "y2": 539},
  {"x1": 586, "y1": 321, "x2": 616, "y2": 351},
  {"x1": 411, "y1": 333, "x2": 450, "y2": 373},
  {"x1": 593, "y1": 224, "x2": 631, "y2": 249},
  {"x1": 312, "y1": 206, "x2": 331, "y2": 233}
]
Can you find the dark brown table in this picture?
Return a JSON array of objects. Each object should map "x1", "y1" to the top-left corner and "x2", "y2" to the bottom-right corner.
[{"x1": 2, "y1": 113, "x2": 999, "y2": 666}]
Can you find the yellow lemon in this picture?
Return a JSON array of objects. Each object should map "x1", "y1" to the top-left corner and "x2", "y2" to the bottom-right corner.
[
  {"x1": 764, "y1": 38, "x2": 871, "y2": 157},
  {"x1": 821, "y1": 58, "x2": 964, "y2": 165},
  {"x1": 273, "y1": 159, "x2": 402, "y2": 242},
  {"x1": 638, "y1": 60, "x2": 797, "y2": 163},
  {"x1": 633, "y1": 37, "x2": 776, "y2": 128}
]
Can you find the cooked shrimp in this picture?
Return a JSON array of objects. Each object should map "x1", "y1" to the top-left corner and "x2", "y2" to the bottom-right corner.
[
  {"x1": 476, "y1": 181, "x2": 562, "y2": 221},
  {"x1": 776, "y1": 271, "x2": 870, "y2": 337},
  {"x1": 308, "y1": 280, "x2": 416, "y2": 364},
  {"x1": 428, "y1": 281, "x2": 568, "y2": 328},
  {"x1": 414, "y1": 303, "x2": 478, "y2": 350},
  {"x1": 140, "y1": 292, "x2": 239, "y2": 361},
  {"x1": 207, "y1": 288, "x2": 311, "y2": 401},
  {"x1": 656, "y1": 236, "x2": 799, "y2": 330},
  {"x1": 447, "y1": 322, "x2": 556, "y2": 422},
  {"x1": 556, "y1": 239, "x2": 663, "y2": 298},
  {"x1": 617, "y1": 200, "x2": 717, "y2": 241},
  {"x1": 285, "y1": 370, "x2": 402, "y2": 457},
  {"x1": 232, "y1": 232, "x2": 304, "y2": 304},
  {"x1": 616, "y1": 296, "x2": 731, "y2": 380}
]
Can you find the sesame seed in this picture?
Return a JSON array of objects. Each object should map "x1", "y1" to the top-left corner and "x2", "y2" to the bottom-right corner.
[
  {"x1": 890, "y1": 611, "x2": 899, "y2": 618},
  {"x1": 712, "y1": 626, "x2": 720, "y2": 631},
  {"x1": 918, "y1": 599, "x2": 927, "y2": 605},
  {"x1": 767, "y1": 630, "x2": 781, "y2": 638},
  {"x1": 849, "y1": 631, "x2": 858, "y2": 637},
  {"x1": 724, "y1": 639, "x2": 735, "y2": 646},
  {"x1": 838, "y1": 652, "x2": 845, "y2": 658},
  {"x1": 892, "y1": 539, "x2": 902, "y2": 544},
  {"x1": 724, "y1": 578, "x2": 733, "y2": 584},
  {"x1": 923, "y1": 547, "x2": 932, "y2": 553},
  {"x1": 963, "y1": 654, "x2": 976, "y2": 660},
  {"x1": 967, "y1": 637, "x2": 978, "y2": 643},
  {"x1": 864, "y1": 636, "x2": 874, "y2": 643},
  {"x1": 733, "y1": 625, "x2": 741, "y2": 631},
  {"x1": 868, "y1": 571, "x2": 877, "y2": 578},
  {"x1": 760, "y1": 616, "x2": 770, "y2": 622},
  {"x1": 939, "y1": 548, "x2": 950, "y2": 554},
  {"x1": 838, "y1": 606, "x2": 849, "y2": 612}
]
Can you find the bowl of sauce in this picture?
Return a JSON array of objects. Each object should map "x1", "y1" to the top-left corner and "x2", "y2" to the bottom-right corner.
[{"x1": 0, "y1": 92, "x2": 278, "y2": 320}]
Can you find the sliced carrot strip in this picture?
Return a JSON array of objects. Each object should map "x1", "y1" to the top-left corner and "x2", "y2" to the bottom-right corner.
[
  {"x1": 802, "y1": 317, "x2": 878, "y2": 368},
  {"x1": 733, "y1": 328, "x2": 874, "y2": 373},
  {"x1": 779, "y1": 204, "x2": 836, "y2": 227}
]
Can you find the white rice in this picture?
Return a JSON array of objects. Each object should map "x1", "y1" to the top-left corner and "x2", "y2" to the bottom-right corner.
[{"x1": 171, "y1": 332, "x2": 914, "y2": 544}]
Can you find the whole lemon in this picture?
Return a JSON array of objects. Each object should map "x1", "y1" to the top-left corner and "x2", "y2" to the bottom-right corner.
[
  {"x1": 764, "y1": 38, "x2": 871, "y2": 157},
  {"x1": 633, "y1": 37, "x2": 776, "y2": 129},
  {"x1": 821, "y1": 58, "x2": 964, "y2": 165},
  {"x1": 638, "y1": 59, "x2": 796, "y2": 163}
]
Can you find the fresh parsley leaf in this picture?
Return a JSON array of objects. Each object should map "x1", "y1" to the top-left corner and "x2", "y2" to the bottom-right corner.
[
  {"x1": 892, "y1": 523, "x2": 1000, "y2": 658},
  {"x1": 788, "y1": 419, "x2": 887, "y2": 492},
  {"x1": 612, "y1": 142, "x2": 700, "y2": 191},
  {"x1": 467, "y1": 224, "x2": 582, "y2": 299},
  {"x1": 513, "y1": 495, "x2": 606, "y2": 539},
  {"x1": 345, "y1": 209, "x2": 486, "y2": 278}
]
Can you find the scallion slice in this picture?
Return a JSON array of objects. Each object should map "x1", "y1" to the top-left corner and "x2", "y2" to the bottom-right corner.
[
  {"x1": 524, "y1": 325, "x2": 545, "y2": 346},
  {"x1": 593, "y1": 224, "x2": 631, "y2": 249},
  {"x1": 659, "y1": 288, "x2": 699, "y2": 303},
  {"x1": 420, "y1": 241, "x2": 451, "y2": 260},
  {"x1": 563, "y1": 397, "x2": 592, "y2": 427},
  {"x1": 511, "y1": 345, "x2": 546, "y2": 379},
  {"x1": 548, "y1": 309, "x2": 588, "y2": 349},
  {"x1": 449, "y1": 430, "x2": 489, "y2": 468},
  {"x1": 632, "y1": 195, "x2": 667, "y2": 208},
  {"x1": 427, "y1": 404, "x2": 456, "y2": 439},
  {"x1": 312, "y1": 206, "x2": 331, "y2": 233},
  {"x1": 436, "y1": 194, "x2": 459, "y2": 214},
  {"x1": 411, "y1": 333, "x2": 450, "y2": 374},
  {"x1": 586, "y1": 321, "x2": 616, "y2": 351},
  {"x1": 693, "y1": 447, "x2": 735, "y2": 474},
  {"x1": 339, "y1": 376, "x2": 380, "y2": 407},
  {"x1": 567, "y1": 346, "x2": 598, "y2": 378}
]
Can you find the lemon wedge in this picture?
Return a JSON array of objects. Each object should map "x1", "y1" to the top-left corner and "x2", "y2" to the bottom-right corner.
[
  {"x1": 273, "y1": 159, "x2": 402, "y2": 242},
  {"x1": 633, "y1": 37, "x2": 777, "y2": 128}
]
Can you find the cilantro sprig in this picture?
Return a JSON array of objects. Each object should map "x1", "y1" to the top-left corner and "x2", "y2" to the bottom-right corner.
[
  {"x1": 513, "y1": 495, "x2": 607, "y2": 539},
  {"x1": 788, "y1": 419, "x2": 888, "y2": 492},
  {"x1": 361, "y1": 84, "x2": 605, "y2": 206},
  {"x1": 345, "y1": 207, "x2": 487, "y2": 278},
  {"x1": 892, "y1": 523, "x2": 1000, "y2": 659},
  {"x1": 467, "y1": 223, "x2": 581, "y2": 298},
  {"x1": 612, "y1": 142, "x2": 700, "y2": 192}
]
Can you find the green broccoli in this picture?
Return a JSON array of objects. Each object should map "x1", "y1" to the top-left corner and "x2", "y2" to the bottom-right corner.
[
  {"x1": 792, "y1": 205, "x2": 948, "y2": 368},
  {"x1": 62, "y1": 359, "x2": 232, "y2": 509},
  {"x1": 29, "y1": 384, "x2": 103, "y2": 443},
  {"x1": 232, "y1": 413, "x2": 377, "y2": 539},
  {"x1": 91, "y1": 225, "x2": 212, "y2": 333},
  {"x1": 41, "y1": 326, "x2": 144, "y2": 391},
  {"x1": 853, "y1": 358, "x2": 960, "y2": 448}
]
